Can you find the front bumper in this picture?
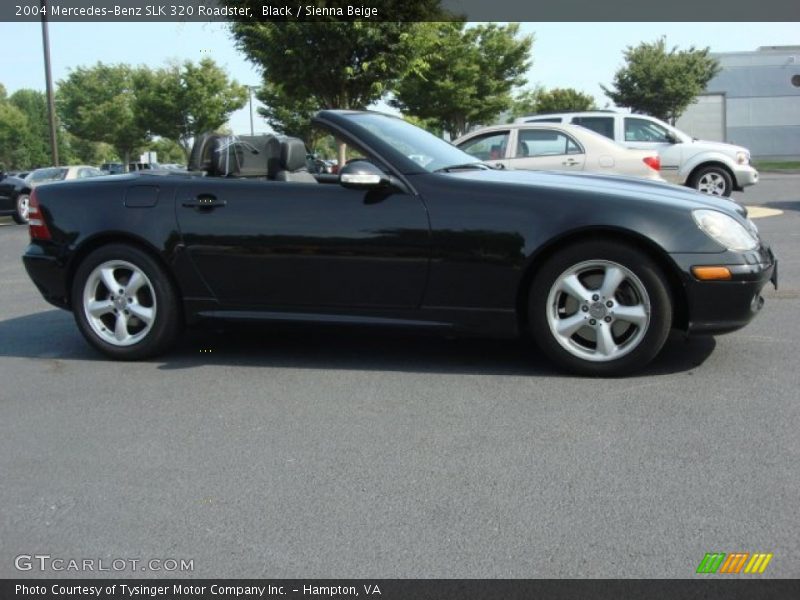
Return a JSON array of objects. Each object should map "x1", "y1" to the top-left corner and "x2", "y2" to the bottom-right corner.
[
  {"x1": 671, "y1": 245, "x2": 776, "y2": 335},
  {"x1": 733, "y1": 164, "x2": 759, "y2": 189}
]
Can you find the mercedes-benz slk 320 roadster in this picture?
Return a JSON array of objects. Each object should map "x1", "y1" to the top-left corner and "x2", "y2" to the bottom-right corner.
[{"x1": 22, "y1": 111, "x2": 777, "y2": 376}]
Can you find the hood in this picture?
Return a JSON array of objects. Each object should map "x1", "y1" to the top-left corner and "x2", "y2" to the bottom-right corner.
[
  {"x1": 444, "y1": 168, "x2": 748, "y2": 218},
  {"x1": 685, "y1": 139, "x2": 748, "y2": 156}
]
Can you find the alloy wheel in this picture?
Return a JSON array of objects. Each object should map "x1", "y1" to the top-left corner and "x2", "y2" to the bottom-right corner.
[
  {"x1": 82, "y1": 260, "x2": 157, "y2": 347},
  {"x1": 546, "y1": 260, "x2": 651, "y2": 362},
  {"x1": 697, "y1": 172, "x2": 727, "y2": 196}
]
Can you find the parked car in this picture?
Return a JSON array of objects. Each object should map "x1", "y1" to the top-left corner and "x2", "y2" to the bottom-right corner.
[
  {"x1": 454, "y1": 123, "x2": 664, "y2": 182},
  {"x1": 160, "y1": 163, "x2": 188, "y2": 171},
  {"x1": 515, "y1": 111, "x2": 758, "y2": 197},
  {"x1": 21, "y1": 110, "x2": 776, "y2": 376},
  {"x1": 4, "y1": 166, "x2": 106, "y2": 224},
  {"x1": 128, "y1": 162, "x2": 161, "y2": 172},
  {"x1": 100, "y1": 162, "x2": 125, "y2": 175},
  {"x1": 0, "y1": 171, "x2": 31, "y2": 224},
  {"x1": 27, "y1": 165, "x2": 106, "y2": 187}
]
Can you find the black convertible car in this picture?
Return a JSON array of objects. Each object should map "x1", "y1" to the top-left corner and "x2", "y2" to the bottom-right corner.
[{"x1": 22, "y1": 111, "x2": 777, "y2": 375}]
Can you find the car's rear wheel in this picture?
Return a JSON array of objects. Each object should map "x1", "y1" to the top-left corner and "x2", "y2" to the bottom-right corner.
[
  {"x1": 529, "y1": 241, "x2": 672, "y2": 376},
  {"x1": 12, "y1": 193, "x2": 30, "y2": 224},
  {"x1": 72, "y1": 244, "x2": 180, "y2": 360},
  {"x1": 690, "y1": 165, "x2": 733, "y2": 197}
]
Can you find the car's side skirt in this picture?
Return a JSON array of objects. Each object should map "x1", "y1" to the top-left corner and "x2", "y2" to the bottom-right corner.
[{"x1": 189, "y1": 306, "x2": 520, "y2": 338}]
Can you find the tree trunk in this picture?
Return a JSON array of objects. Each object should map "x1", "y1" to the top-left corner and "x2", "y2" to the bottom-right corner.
[
  {"x1": 337, "y1": 141, "x2": 347, "y2": 171},
  {"x1": 123, "y1": 150, "x2": 130, "y2": 173}
]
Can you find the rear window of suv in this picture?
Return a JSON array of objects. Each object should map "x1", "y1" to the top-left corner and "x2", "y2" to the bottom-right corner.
[{"x1": 571, "y1": 116, "x2": 614, "y2": 140}]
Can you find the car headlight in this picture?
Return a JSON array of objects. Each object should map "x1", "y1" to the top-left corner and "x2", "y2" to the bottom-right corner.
[
  {"x1": 736, "y1": 151, "x2": 749, "y2": 165},
  {"x1": 692, "y1": 209, "x2": 758, "y2": 251}
]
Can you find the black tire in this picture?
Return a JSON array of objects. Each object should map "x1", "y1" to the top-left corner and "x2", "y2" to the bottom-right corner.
[
  {"x1": 12, "y1": 192, "x2": 30, "y2": 224},
  {"x1": 689, "y1": 165, "x2": 733, "y2": 197},
  {"x1": 71, "y1": 244, "x2": 181, "y2": 360},
  {"x1": 528, "y1": 240, "x2": 672, "y2": 376}
]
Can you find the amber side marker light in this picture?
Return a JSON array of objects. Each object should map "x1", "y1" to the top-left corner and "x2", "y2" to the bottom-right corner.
[{"x1": 692, "y1": 266, "x2": 733, "y2": 281}]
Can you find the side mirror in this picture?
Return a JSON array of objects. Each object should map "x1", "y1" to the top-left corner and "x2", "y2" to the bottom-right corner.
[{"x1": 339, "y1": 160, "x2": 390, "y2": 189}]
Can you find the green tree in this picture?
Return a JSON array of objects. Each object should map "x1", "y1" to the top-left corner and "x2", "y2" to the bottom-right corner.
[
  {"x1": 390, "y1": 23, "x2": 532, "y2": 138},
  {"x1": 145, "y1": 138, "x2": 187, "y2": 164},
  {"x1": 256, "y1": 83, "x2": 323, "y2": 147},
  {"x1": 136, "y1": 58, "x2": 247, "y2": 158},
  {"x1": 506, "y1": 86, "x2": 544, "y2": 122},
  {"x1": 64, "y1": 133, "x2": 117, "y2": 165},
  {"x1": 507, "y1": 87, "x2": 596, "y2": 122},
  {"x1": 7, "y1": 88, "x2": 79, "y2": 167},
  {"x1": 228, "y1": 17, "x2": 436, "y2": 163},
  {"x1": 601, "y1": 38, "x2": 720, "y2": 123},
  {"x1": 57, "y1": 63, "x2": 150, "y2": 169},
  {"x1": 0, "y1": 100, "x2": 31, "y2": 170},
  {"x1": 536, "y1": 88, "x2": 596, "y2": 113}
]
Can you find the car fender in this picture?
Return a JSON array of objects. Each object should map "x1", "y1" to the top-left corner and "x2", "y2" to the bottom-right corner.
[{"x1": 678, "y1": 151, "x2": 738, "y2": 184}]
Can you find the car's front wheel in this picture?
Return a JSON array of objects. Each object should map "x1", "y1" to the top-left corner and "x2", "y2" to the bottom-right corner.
[
  {"x1": 71, "y1": 244, "x2": 181, "y2": 360},
  {"x1": 690, "y1": 165, "x2": 733, "y2": 197},
  {"x1": 529, "y1": 241, "x2": 672, "y2": 376},
  {"x1": 12, "y1": 193, "x2": 30, "y2": 224}
]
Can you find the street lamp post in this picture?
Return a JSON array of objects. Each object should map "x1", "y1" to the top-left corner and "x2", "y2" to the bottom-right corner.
[
  {"x1": 248, "y1": 86, "x2": 257, "y2": 136},
  {"x1": 41, "y1": 0, "x2": 59, "y2": 166}
]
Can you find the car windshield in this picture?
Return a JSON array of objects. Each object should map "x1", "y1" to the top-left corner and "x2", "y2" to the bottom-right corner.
[{"x1": 344, "y1": 113, "x2": 482, "y2": 173}]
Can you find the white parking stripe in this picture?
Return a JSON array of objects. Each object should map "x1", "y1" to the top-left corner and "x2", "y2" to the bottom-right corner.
[{"x1": 746, "y1": 206, "x2": 784, "y2": 219}]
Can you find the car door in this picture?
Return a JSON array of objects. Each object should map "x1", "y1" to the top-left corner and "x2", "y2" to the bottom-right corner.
[
  {"x1": 622, "y1": 117, "x2": 682, "y2": 182},
  {"x1": 457, "y1": 130, "x2": 513, "y2": 169},
  {"x1": 175, "y1": 177, "x2": 430, "y2": 310},
  {"x1": 507, "y1": 128, "x2": 586, "y2": 172}
]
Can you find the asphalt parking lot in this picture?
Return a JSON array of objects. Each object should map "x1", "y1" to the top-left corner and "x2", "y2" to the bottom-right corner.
[{"x1": 1, "y1": 174, "x2": 798, "y2": 578}]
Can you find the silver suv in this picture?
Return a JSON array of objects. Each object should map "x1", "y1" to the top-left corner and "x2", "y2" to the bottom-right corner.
[{"x1": 515, "y1": 111, "x2": 758, "y2": 197}]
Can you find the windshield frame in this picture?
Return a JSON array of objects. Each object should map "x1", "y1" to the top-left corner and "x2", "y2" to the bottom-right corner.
[{"x1": 317, "y1": 110, "x2": 483, "y2": 176}]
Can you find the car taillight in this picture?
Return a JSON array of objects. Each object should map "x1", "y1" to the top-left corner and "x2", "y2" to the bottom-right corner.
[
  {"x1": 643, "y1": 156, "x2": 661, "y2": 171},
  {"x1": 28, "y1": 190, "x2": 52, "y2": 240}
]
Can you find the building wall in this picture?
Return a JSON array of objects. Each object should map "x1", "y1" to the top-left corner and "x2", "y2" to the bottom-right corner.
[{"x1": 676, "y1": 47, "x2": 800, "y2": 159}]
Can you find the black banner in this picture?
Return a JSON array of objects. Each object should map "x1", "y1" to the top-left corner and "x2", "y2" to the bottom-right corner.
[
  {"x1": 3, "y1": 580, "x2": 800, "y2": 600},
  {"x1": 1, "y1": 0, "x2": 799, "y2": 22}
]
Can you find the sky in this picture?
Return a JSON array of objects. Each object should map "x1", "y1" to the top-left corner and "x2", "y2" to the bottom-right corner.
[{"x1": 1, "y1": 21, "x2": 798, "y2": 136}]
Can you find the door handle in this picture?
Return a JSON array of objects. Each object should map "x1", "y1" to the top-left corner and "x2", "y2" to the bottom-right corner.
[
  {"x1": 183, "y1": 195, "x2": 226, "y2": 210},
  {"x1": 562, "y1": 159, "x2": 580, "y2": 166}
]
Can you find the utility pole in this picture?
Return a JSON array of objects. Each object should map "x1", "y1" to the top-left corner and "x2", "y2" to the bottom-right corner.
[
  {"x1": 248, "y1": 86, "x2": 256, "y2": 136},
  {"x1": 41, "y1": 0, "x2": 59, "y2": 165}
]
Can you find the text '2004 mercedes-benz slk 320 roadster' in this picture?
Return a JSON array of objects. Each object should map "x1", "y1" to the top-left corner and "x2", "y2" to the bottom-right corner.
[{"x1": 22, "y1": 110, "x2": 777, "y2": 376}]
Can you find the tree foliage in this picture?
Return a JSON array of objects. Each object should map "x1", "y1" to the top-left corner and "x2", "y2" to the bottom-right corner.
[
  {"x1": 145, "y1": 137, "x2": 188, "y2": 164},
  {"x1": 0, "y1": 98, "x2": 31, "y2": 170},
  {"x1": 231, "y1": 20, "x2": 426, "y2": 109},
  {"x1": 229, "y1": 18, "x2": 434, "y2": 162},
  {"x1": 8, "y1": 89, "x2": 79, "y2": 167},
  {"x1": 57, "y1": 63, "x2": 150, "y2": 167},
  {"x1": 390, "y1": 23, "x2": 532, "y2": 138},
  {"x1": 136, "y1": 58, "x2": 247, "y2": 157},
  {"x1": 256, "y1": 83, "x2": 323, "y2": 147},
  {"x1": 536, "y1": 88, "x2": 596, "y2": 113},
  {"x1": 64, "y1": 134, "x2": 118, "y2": 165},
  {"x1": 507, "y1": 86, "x2": 596, "y2": 121},
  {"x1": 602, "y1": 38, "x2": 720, "y2": 123}
]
